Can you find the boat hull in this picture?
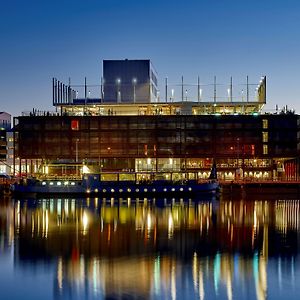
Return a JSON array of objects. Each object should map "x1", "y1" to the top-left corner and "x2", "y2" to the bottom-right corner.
[{"x1": 11, "y1": 177, "x2": 219, "y2": 196}]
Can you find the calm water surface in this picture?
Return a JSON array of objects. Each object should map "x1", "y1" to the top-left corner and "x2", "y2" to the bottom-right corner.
[{"x1": 0, "y1": 194, "x2": 300, "y2": 300}]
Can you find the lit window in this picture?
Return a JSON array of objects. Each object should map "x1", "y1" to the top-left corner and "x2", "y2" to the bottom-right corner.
[
  {"x1": 263, "y1": 145, "x2": 268, "y2": 155},
  {"x1": 262, "y1": 132, "x2": 268, "y2": 143},
  {"x1": 71, "y1": 120, "x2": 79, "y2": 130},
  {"x1": 262, "y1": 119, "x2": 268, "y2": 129},
  {"x1": 57, "y1": 182, "x2": 61, "y2": 186}
]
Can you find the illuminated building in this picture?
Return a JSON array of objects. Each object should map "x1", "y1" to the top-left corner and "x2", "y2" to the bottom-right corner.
[
  {"x1": 0, "y1": 112, "x2": 11, "y2": 174},
  {"x1": 12, "y1": 60, "x2": 300, "y2": 180}
]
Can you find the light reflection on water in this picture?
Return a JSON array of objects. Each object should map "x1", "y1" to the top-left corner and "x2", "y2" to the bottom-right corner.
[{"x1": 0, "y1": 195, "x2": 300, "y2": 299}]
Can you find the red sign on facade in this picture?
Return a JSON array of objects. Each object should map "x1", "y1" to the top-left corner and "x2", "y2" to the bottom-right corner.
[{"x1": 71, "y1": 120, "x2": 79, "y2": 130}]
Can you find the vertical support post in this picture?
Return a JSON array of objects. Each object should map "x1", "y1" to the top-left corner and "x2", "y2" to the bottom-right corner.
[
  {"x1": 62, "y1": 84, "x2": 66, "y2": 103},
  {"x1": 58, "y1": 81, "x2": 60, "y2": 103},
  {"x1": 19, "y1": 158, "x2": 21, "y2": 178},
  {"x1": 181, "y1": 76, "x2": 184, "y2": 103},
  {"x1": 60, "y1": 82, "x2": 63, "y2": 104},
  {"x1": 264, "y1": 76, "x2": 267, "y2": 103},
  {"x1": 84, "y1": 77, "x2": 87, "y2": 104},
  {"x1": 247, "y1": 75, "x2": 249, "y2": 102},
  {"x1": 165, "y1": 77, "x2": 168, "y2": 103},
  {"x1": 52, "y1": 78, "x2": 55, "y2": 105},
  {"x1": 197, "y1": 76, "x2": 200, "y2": 103},
  {"x1": 57, "y1": 79, "x2": 59, "y2": 104},
  {"x1": 30, "y1": 160, "x2": 33, "y2": 176},
  {"x1": 230, "y1": 76, "x2": 233, "y2": 102},
  {"x1": 68, "y1": 77, "x2": 71, "y2": 103},
  {"x1": 25, "y1": 159, "x2": 27, "y2": 177},
  {"x1": 55, "y1": 79, "x2": 58, "y2": 104},
  {"x1": 214, "y1": 76, "x2": 217, "y2": 103}
]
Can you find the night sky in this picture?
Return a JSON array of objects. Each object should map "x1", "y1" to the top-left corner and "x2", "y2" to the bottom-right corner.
[{"x1": 1, "y1": 0, "x2": 300, "y2": 116}]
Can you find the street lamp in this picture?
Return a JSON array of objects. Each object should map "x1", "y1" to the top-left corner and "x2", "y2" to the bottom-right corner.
[
  {"x1": 75, "y1": 138, "x2": 79, "y2": 176},
  {"x1": 199, "y1": 88, "x2": 202, "y2": 102},
  {"x1": 75, "y1": 139, "x2": 79, "y2": 163},
  {"x1": 132, "y1": 78, "x2": 137, "y2": 103},
  {"x1": 116, "y1": 78, "x2": 121, "y2": 103}
]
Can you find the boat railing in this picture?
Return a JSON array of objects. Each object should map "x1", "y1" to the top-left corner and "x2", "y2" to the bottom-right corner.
[{"x1": 36, "y1": 174, "x2": 82, "y2": 181}]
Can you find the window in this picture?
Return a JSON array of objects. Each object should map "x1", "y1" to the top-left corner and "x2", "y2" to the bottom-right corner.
[
  {"x1": 263, "y1": 145, "x2": 268, "y2": 155},
  {"x1": 71, "y1": 120, "x2": 79, "y2": 130},
  {"x1": 262, "y1": 132, "x2": 268, "y2": 142},
  {"x1": 262, "y1": 119, "x2": 268, "y2": 129}
]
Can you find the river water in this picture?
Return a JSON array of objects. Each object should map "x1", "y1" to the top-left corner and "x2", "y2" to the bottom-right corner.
[{"x1": 0, "y1": 194, "x2": 300, "y2": 299}]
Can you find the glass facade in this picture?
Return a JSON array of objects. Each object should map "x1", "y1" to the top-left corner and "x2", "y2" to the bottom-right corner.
[{"x1": 14, "y1": 113, "x2": 300, "y2": 181}]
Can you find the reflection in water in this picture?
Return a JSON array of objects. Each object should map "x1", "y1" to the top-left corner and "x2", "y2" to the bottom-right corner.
[{"x1": 0, "y1": 196, "x2": 300, "y2": 299}]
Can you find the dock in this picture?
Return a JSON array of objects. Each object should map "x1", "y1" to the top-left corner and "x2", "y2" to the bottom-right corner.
[{"x1": 221, "y1": 180, "x2": 300, "y2": 195}]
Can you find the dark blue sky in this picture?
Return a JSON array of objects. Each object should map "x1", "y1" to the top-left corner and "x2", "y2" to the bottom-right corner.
[{"x1": 1, "y1": 0, "x2": 300, "y2": 116}]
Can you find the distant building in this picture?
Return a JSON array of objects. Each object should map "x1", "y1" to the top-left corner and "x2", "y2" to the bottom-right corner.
[
  {"x1": 103, "y1": 59, "x2": 158, "y2": 103},
  {"x1": 0, "y1": 112, "x2": 11, "y2": 174}
]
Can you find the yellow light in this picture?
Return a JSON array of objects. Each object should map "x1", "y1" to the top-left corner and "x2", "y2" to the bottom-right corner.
[
  {"x1": 147, "y1": 213, "x2": 152, "y2": 229},
  {"x1": 82, "y1": 211, "x2": 89, "y2": 233},
  {"x1": 82, "y1": 165, "x2": 89, "y2": 174}
]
